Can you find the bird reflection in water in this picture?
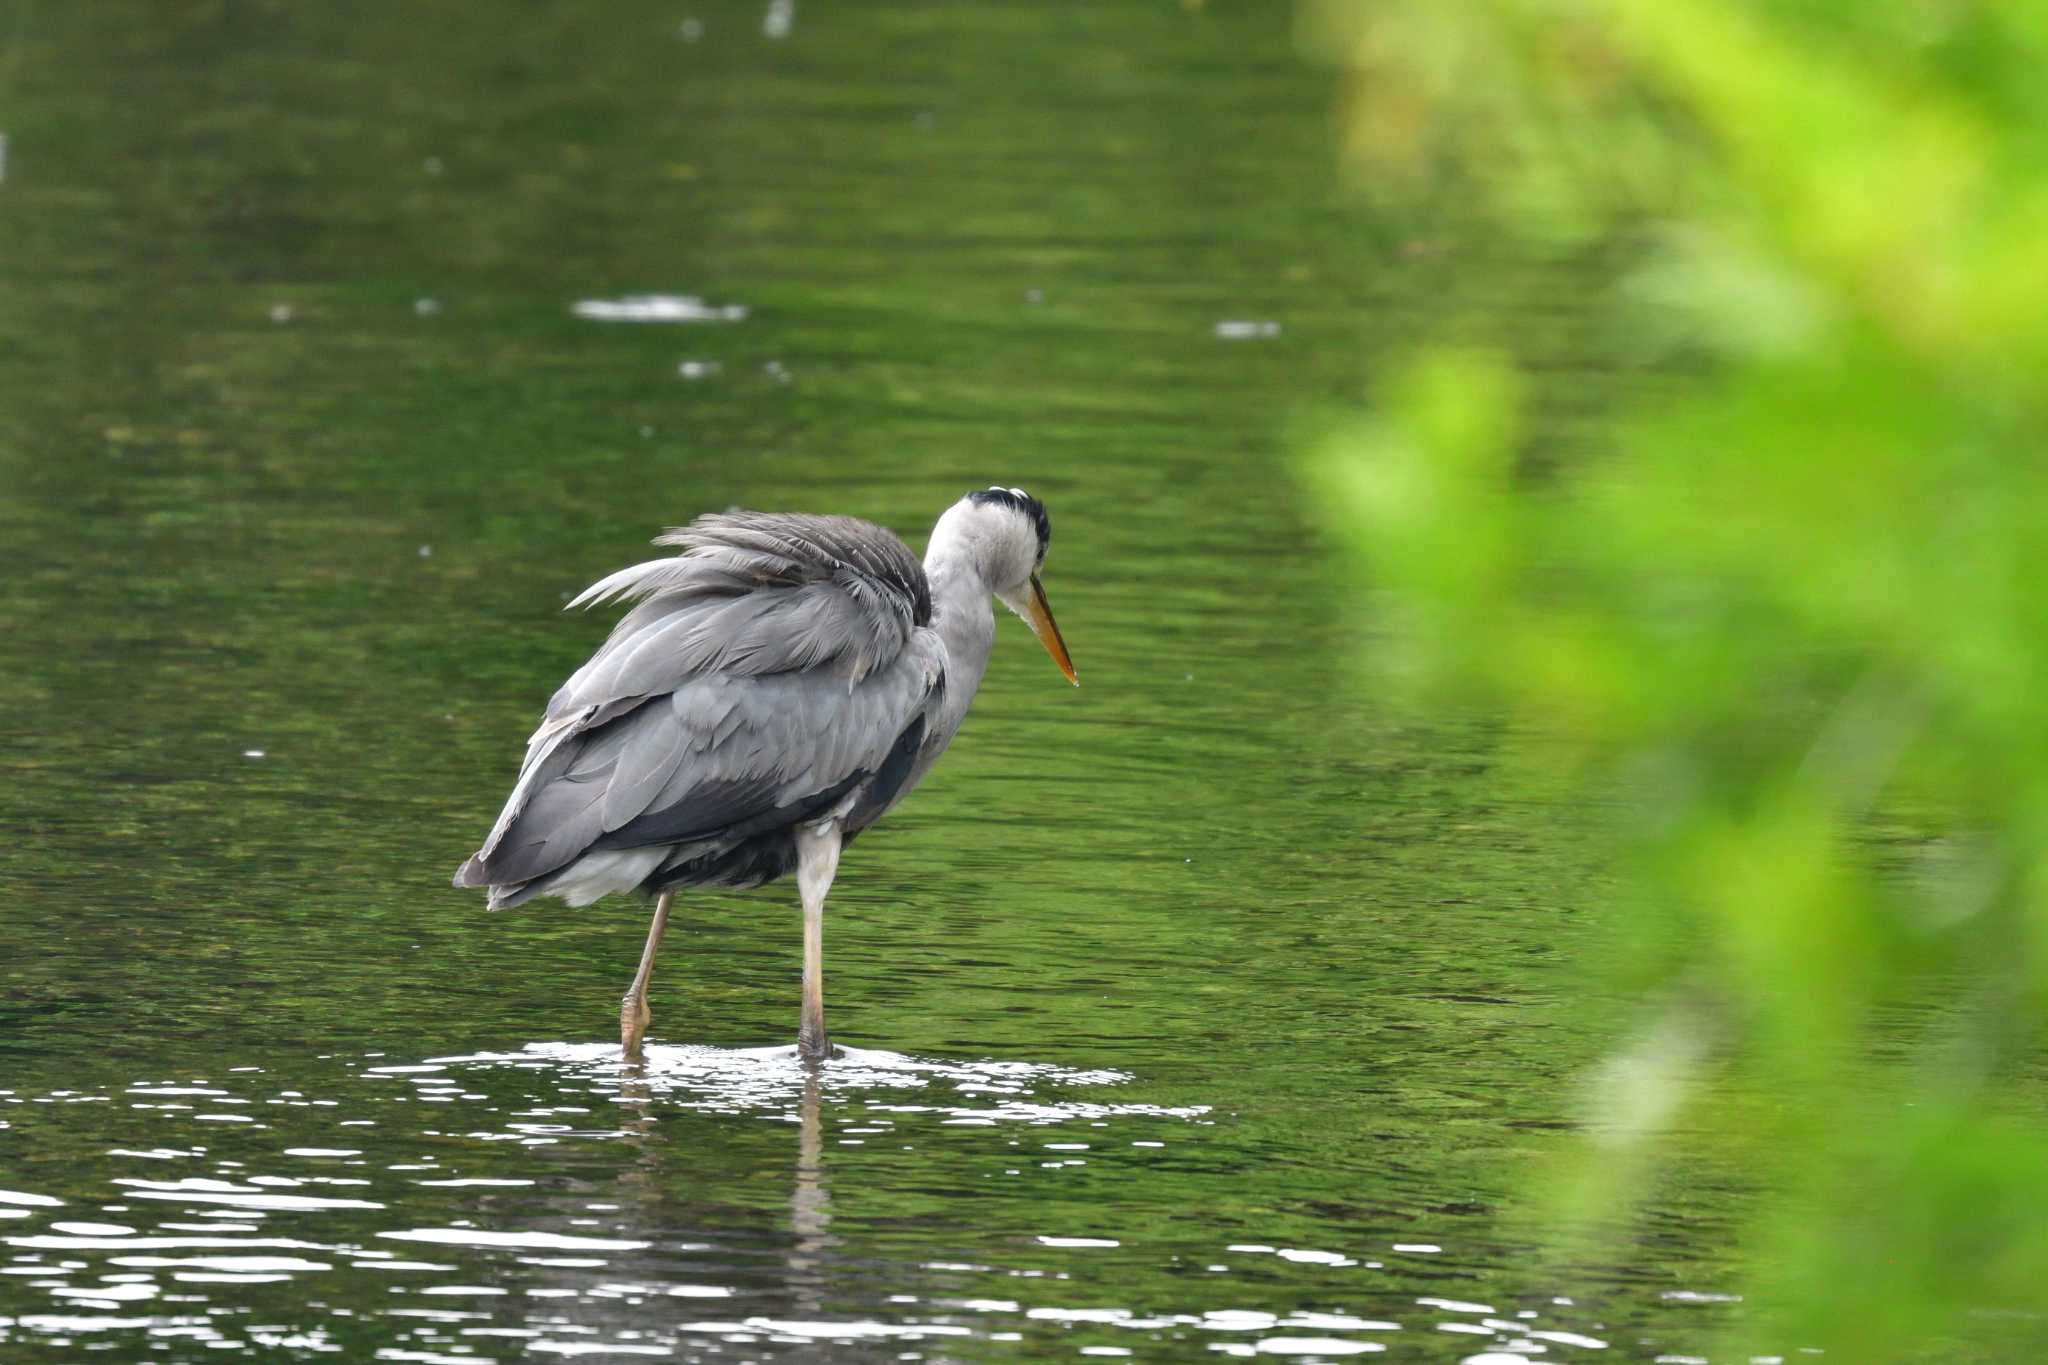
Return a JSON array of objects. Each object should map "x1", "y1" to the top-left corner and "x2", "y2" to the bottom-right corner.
[
  {"x1": 788, "y1": 1071, "x2": 834, "y2": 1316},
  {"x1": 609, "y1": 1051, "x2": 837, "y2": 1326},
  {"x1": 446, "y1": 1042, "x2": 1204, "y2": 1356}
]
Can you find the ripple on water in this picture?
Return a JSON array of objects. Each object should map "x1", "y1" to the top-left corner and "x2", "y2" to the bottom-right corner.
[
  {"x1": 0, "y1": 1046, "x2": 1698, "y2": 1360},
  {"x1": 433, "y1": 1040, "x2": 1209, "y2": 1123},
  {"x1": 0, "y1": 1045, "x2": 1221, "y2": 1359},
  {"x1": 380, "y1": 1228, "x2": 651, "y2": 1252},
  {"x1": 0, "y1": 1193, "x2": 63, "y2": 1209},
  {"x1": 569, "y1": 294, "x2": 747, "y2": 323}
]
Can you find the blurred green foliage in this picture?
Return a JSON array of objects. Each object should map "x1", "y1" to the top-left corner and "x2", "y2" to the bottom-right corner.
[{"x1": 1305, "y1": 0, "x2": 2048, "y2": 1356}]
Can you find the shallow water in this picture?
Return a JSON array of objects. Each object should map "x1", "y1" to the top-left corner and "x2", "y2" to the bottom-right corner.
[
  {"x1": 1, "y1": 1040, "x2": 1731, "y2": 1362},
  {"x1": 0, "y1": 3, "x2": 1731, "y2": 1361}
]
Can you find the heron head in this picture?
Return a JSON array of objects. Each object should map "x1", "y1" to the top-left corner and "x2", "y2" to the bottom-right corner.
[{"x1": 935, "y1": 486, "x2": 1077, "y2": 686}]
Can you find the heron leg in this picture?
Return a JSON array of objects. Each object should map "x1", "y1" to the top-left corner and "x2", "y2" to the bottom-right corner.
[
  {"x1": 621, "y1": 889, "x2": 675, "y2": 1061},
  {"x1": 795, "y1": 823, "x2": 843, "y2": 1063}
]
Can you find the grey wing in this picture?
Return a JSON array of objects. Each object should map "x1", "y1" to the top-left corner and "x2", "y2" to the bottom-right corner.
[
  {"x1": 454, "y1": 512, "x2": 942, "y2": 906},
  {"x1": 458, "y1": 636, "x2": 943, "y2": 905}
]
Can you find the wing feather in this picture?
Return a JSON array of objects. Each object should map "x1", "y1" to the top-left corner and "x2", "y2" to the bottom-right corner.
[{"x1": 454, "y1": 510, "x2": 944, "y2": 903}]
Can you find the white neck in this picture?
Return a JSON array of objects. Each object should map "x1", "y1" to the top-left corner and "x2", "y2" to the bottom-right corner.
[{"x1": 920, "y1": 544, "x2": 996, "y2": 762}]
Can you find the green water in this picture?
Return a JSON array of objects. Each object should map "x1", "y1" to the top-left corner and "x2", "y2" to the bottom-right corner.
[{"x1": 0, "y1": 4, "x2": 1721, "y2": 1360}]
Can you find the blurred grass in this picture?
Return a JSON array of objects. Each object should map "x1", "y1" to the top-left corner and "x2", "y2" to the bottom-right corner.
[{"x1": 1302, "y1": 0, "x2": 2048, "y2": 1356}]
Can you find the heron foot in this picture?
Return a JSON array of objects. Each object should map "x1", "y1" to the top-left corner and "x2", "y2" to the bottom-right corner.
[
  {"x1": 621, "y1": 991, "x2": 651, "y2": 1060},
  {"x1": 797, "y1": 1027, "x2": 832, "y2": 1066}
]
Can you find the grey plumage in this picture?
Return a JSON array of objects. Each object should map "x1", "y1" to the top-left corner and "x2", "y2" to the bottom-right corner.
[{"x1": 454, "y1": 512, "x2": 944, "y2": 909}]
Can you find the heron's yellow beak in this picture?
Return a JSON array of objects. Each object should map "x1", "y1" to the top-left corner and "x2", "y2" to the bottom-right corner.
[{"x1": 1024, "y1": 574, "x2": 1078, "y2": 686}]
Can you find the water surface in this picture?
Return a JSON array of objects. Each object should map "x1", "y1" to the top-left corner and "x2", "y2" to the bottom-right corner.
[{"x1": 0, "y1": 3, "x2": 1724, "y2": 1360}]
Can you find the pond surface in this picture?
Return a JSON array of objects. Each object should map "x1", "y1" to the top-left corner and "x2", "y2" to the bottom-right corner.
[{"x1": 0, "y1": 3, "x2": 1733, "y2": 1361}]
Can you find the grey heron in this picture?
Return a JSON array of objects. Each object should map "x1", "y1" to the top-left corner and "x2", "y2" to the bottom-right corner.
[{"x1": 453, "y1": 487, "x2": 1077, "y2": 1062}]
